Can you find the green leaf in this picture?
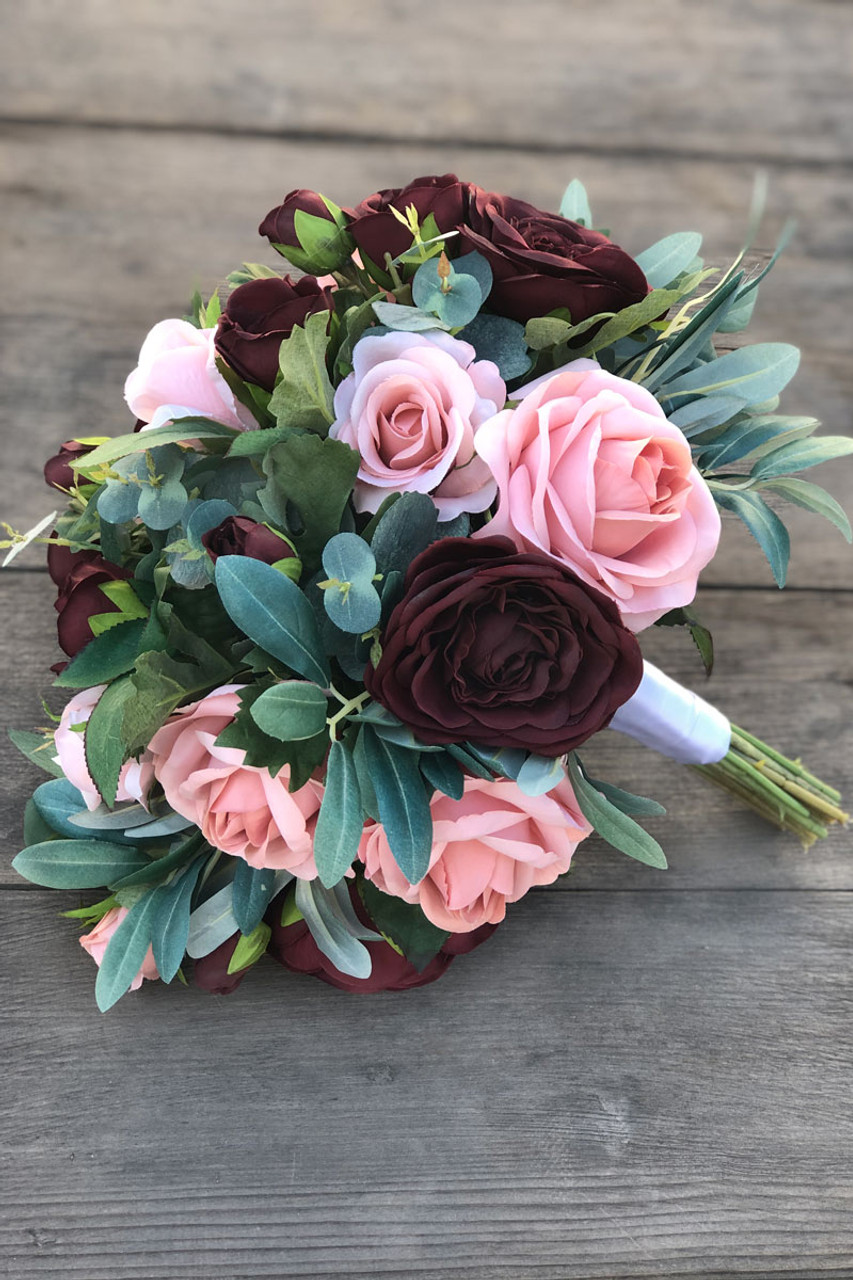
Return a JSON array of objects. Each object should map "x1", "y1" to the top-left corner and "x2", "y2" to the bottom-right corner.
[
  {"x1": 12, "y1": 838, "x2": 151, "y2": 889},
  {"x1": 655, "y1": 606, "x2": 715, "y2": 676},
  {"x1": 575, "y1": 772, "x2": 666, "y2": 818},
  {"x1": 84, "y1": 676, "x2": 136, "y2": 808},
  {"x1": 657, "y1": 343, "x2": 800, "y2": 407},
  {"x1": 54, "y1": 619, "x2": 146, "y2": 688},
  {"x1": 231, "y1": 860, "x2": 278, "y2": 935},
  {"x1": 575, "y1": 288, "x2": 682, "y2": 357},
  {"x1": 710, "y1": 485, "x2": 790, "y2": 587},
  {"x1": 457, "y1": 313, "x2": 531, "y2": 381},
  {"x1": 226, "y1": 425, "x2": 293, "y2": 458},
  {"x1": 313, "y1": 739, "x2": 365, "y2": 887},
  {"x1": 757, "y1": 478, "x2": 852, "y2": 543},
  {"x1": 749, "y1": 435, "x2": 853, "y2": 481},
  {"x1": 31, "y1": 778, "x2": 134, "y2": 842},
  {"x1": 515, "y1": 754, "x2": 566, "y2": 797},
  {"x1": 412, "y1": 253, "x2": 492, "y2": 327},
  {"x1": 186, "y1": 883, "x2": 239, "y2": 959},
  {"x1": 635, "y1": 232, "x2": 703, "y2": 289},
  {"x1": 110, "y1": 832, "x2": 204, "y2": 889},
  {"x1": 215, "y1": 555, "x2": 329, "y2": 687},
  {"x1": 250, "y1": 680, "x2": 328, "y2": 742},
  {"x1": 76, "y1": 419, "x2": 237, "y2": 471},
  {"x1": 696, "y1": 415, "x2": 817, "y2": 471},
  {"x1": 214, "y1": 683, "x2": 328, "y2": 786},
  {"x1": 323, "y1": 577, "x2": 382, "y2": 634},
  {"x1": 359, "y1": 877, "x2": 450, "y2": 970},
  {"x1": 362, "y1": 727, "x2": 433, "y2": 884},
  {"x1": 294, "y1": 878, "x2": 372, "y2": 979},
  {"x1": 640, "y1": 272, "x2": 745, "y2": 391},
  {"x1": 23, "y1": 797, "x2": 57, "y2": 847},
  {"x1": 291, "y1": 207, "x2": 354, "y2": 273},
  {"x1": 150, "y1": 858, "x2": 204, "y2": 981},
  {"x1": 568, "y1": 754, "x2": 668, "y2": 869},
  {"x1": 419, "y1": 750, "x2": 465, "y2": 801},
  {"x1": 559, "y1": 179, "x2": 592, "y2": 228},
  {"x1": 227, "y1": 920, "x2": 271, "y2": 974},
  {"x1": 122, "y1": 650, "x2": 222, "y2": 755},
  {"x1": 322, "y1": 531, "x2": 376, "y2": 583},
  {"x1": 369, "y1": 491, "x2": 438, "y2": 576},
  {"x1": 95, "y1": 890, "x2": 161, "y2": 1010},
  {"x1": 371, "y1": 301, "x2": 451, "y2": 333},
  {"x1": 260, "y1": 431, "x2": 359, "y2": 573},
  {"x1": 9, "y1": 729, "x2": 64, "y2": 778},
  {"x1": 268, "y1": 311, "x2": 335, "y2": 436}
]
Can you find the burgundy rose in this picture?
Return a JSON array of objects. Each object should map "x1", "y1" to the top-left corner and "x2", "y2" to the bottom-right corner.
[
  {"x1": 349, "y1": 173, "x2": 472, "y2": 269},
  {"x1": 43, "y1": 440, "x2": 98, "y2": 491},
  {"x1": 365, "y1": 536, "x2": 643, "y2": 756},
  {"x1": 193, "y1": 934, "x2": 252, "y2": 996},
  {"x1": 47, "y1": 542, "x2": 131, "y2": 657},
  {"x1": 456, "y1": 189, "x2": 650, "y2": 325},
  {"x1": 201, "y1": 516, "x2": 295, "y2": 566},
  {"x1": 258, "y1": 189, "x2": 354, "y2": 273},
  {"x1": 267, "y1": 883, "x2": 497, "y2": 994},
  {"x1": 214, "y1": 276, "x2": 332, "y2": 392}
]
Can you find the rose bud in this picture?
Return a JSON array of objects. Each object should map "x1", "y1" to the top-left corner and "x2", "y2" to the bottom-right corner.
[
  {"x1": 365, "y1": 535, "x2": 643, "y2": 756},
  {"x1": 456, "y1": 188, "x2": 649, "y2": 325},
  {"x1": 47, "y1": 542, "x2": 131, "y2": 657},
  {"x1": 214, "y1": 276, "x2": 332, "y2": 392},
  {"x1": 80, "y1": 908, "x2": 159, "y2": 990},
  {"x1": 201, "y1": 515, "x2": 298, "y2": 572},
  {"x1": 349, "y1": 173, "x2": 473, "y2": 269},
  {"x1": 259, "y1": 189, "x2": 355, "y2": 274},
  {"x1": 43, "y1": 439, "x2": 102, "y2": 491},
  {"x1": 266, "y1": 882, "x2": 498, "y2": 993},
  {"x1": 193, "y1": 933, "x2": 253, "y2": 996}
]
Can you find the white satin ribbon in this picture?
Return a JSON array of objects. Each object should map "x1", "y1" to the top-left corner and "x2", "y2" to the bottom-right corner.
[{"x1": 609, "y1": 661, "x2": 732, "y2": 765}]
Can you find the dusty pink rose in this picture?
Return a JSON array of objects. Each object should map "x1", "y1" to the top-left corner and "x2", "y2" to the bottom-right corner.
[
  {"x1": 329, "y1": 330, "x2": 505, "y2": 519},
  {"x1": 148, "y1": 686, "x2": 324, "y2": 875},
  {"x1": 474, "y1": 359, "x2": 721, "y2": 630},
  {"x1": 79, "y1": 907, "x2": 159, "y2": 990},
  {"x1": 359, "y1": 773, "x2": 591, "y2": 932},
  {"x1": 54, "y1": 687, "x2": 154, "y2": 812},
  {"x1": 124, "y1": 318, "x2": 247, "y2": 429}
]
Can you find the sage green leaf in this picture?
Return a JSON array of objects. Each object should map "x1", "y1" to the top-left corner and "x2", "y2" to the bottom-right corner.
[
  {"x1": 77, "y1": 419, "x2": 237, "y2": 470},
  {"x1": 226, "y1": 425, "x2": 293, "y2": 458},
  {"x1": 515, "y1": 753, "x2": 566, "y2": 797},
  {"x1": 9, "y1": 729, "x2": 64, "y2": 778},
  {"x1": 13, "y1": 838, "x2": 150, "y2": 889},
  {"x1": 371, "y1": 301, "x2": 451, "y2": 333},
  {"x1": 457, "y1": 313, "x2": 531, "y2": 380},
  {"x1": 84, "y1": 676, "x2": 136, "y2": 808},
  {"x1": 32, "y1": 778, "x2": 138, "y2": 843},
  {"x1": 54, "y1": 619, "x2": 146, "y2": 688},
  {"x1": 419, "y1": 751, "x2": 465, "y2": 801},
  {"x1": 369, "y1": 491, "x2": 438, "y2": 576},
  {"x1": 575, "y1": 772, "x2": 666, "y2": 818},
  {"x1": 95, "y1": 890, "x2": 161, "y2": 1010},
  {"x1": 186, "y1": 883, "x2": 239, "y2": 959},
  {"x1": 635, "y1": 232, "x2": 702, "y2": 289},
  {"x1": 575, "y1": 288, "x2": 682, "y2": 358},
  {"x1": 640, "y1": 271, "x2": 745, "y2": 392},
  {"x1": 249, "y1": 681, "x2": 328, "y2": 742},
  {"x1": 268, "y1": 311, "x2": 335, "y2": 436},
  {"x1": 559, "y1": 179, "x2": 592, "y2": 227},
  {"x1": 215, "y1": 556, "x2": 329, "y2": 686},
  {"x1": 657, "y1": 343, "x2": 800, "y2": 407},
  {"x1": 322, "y1": 531, "x2": 376, "y2": 583},
  {"x1": 362, "y1": 727, "x2": 433, "y2": 884},
  {"x1": 313, "y1": 739, "x2": 364, "y2": 888},
  {"x1": 749, "y1": 435, "x2": 853, "y2": 481},
  {"x1": 231, "y1": 860, "x2": 278, "y2": 935},
  {"x1": 359, "y1": 878, "x2": 450, "y2": 970},
  {"x1": 568, "y1": 754, "x2": 667, "y2": 869},
  {"x1": 150, "y1": 858, "x2": 204, "y2": 981},
  {"x1": 757, "y1": 478, "x2": 852, "y2": 543},
  {"x1": 668, "y1": 394, "x2": 744, "y2": 437},
  {"x1": 23, "y1": 798, "x2": 57, "y2": 848},
  {"x1": 697, "y1": 415, "x2": 816, "y2": 472},
  {"x1": 260, "y1": 431, "x2": 359, "y2": 572},
  {"x1": 110, "y1": 831, "x2": 204, "y2": 889},
  {"x1": 294, "y1": 878, "x2": 372, "y2": 979},
  {"x1": 710, "y1": 485, "x2": 790, "y2": 587}
]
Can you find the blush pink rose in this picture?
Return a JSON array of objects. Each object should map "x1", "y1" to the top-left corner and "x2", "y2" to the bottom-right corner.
[
  {"x1": 474, "y1": 359, "x2": 721, "y2": 630},
  {"x1": 54, "y1": 686, "x2": 154, "y2": 812},
  {"x1": 359, "y1": 773, "x2": 591, "y2": 932},
  {"x1": 124, "y1": 318, "x2": 248, "y2": 429},
  {"x1": 79, "y1": 907, "x2": 159, "y2": 990},
  {"x1": 329, "y1": 330, "x2": 505, "y2": 519},
  {"x1": 148, "y1": 685, "x2": 324, "y2": 875}
]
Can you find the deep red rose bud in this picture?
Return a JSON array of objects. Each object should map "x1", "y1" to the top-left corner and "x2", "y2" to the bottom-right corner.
[
  {"x1": 47, "y1": 542, "x2": 131, "y2": 657},
  {"x1": 259, "y1": 189, "x2": 354, "y2": 273},
  {"x1": 365, "y1": 536, "x2": 643, "y2": 756},
  {"x1": 266, "y1": 882, "x2": 497, "y2": 993},
  {"x1": 456, "y1": 189, "x2": 649, "y2": 325},
  {"x1": 43, "y1": 440, "x2": 98, "y2": 491},
  {"x1": 214, "y1": 276, "x2": 332, "y2": 392},
  {"x1": 201, "y1": 515, "x2": 296, "y2": 566},
  {"x1": 349, "y1": 173, "x2": 474, "y2": 269},
  {"x1": 193, "y1": 933, "x2": 252, "y2": 996}
]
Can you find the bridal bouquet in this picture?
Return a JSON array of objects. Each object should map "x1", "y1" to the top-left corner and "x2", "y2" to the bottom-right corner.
[{"x1": 5, "y1": 174, "x2": 849, "y2": 1009}]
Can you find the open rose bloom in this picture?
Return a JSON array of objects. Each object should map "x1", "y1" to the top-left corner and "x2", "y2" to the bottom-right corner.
[{"x1": 14, "y1": 173, "x2": 846, "y2": 1010}]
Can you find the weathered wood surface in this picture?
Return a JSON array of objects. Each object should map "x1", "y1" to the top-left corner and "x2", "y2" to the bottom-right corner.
[{"x1": 2, "y1": 1, "x2": 853, "y2": 1276}]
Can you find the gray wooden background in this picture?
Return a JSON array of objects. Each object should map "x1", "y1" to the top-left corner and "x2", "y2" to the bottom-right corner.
[{"x1": 1, "y1": 4, "x2": 852, "y2": 1276}]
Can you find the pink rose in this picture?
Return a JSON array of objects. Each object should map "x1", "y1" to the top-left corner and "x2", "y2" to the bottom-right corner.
[
  {"x1": 359, "y1": 773, "x2": 591, "y2": 932},
  {"x1": 124, "y1": 318, "x2": 247, "y2": 429},
  {"x1": 54, "y1": 687, "x2": 154, "y2": 812},
  {"x1": 329, "y1": 330, "x2": 505, "y2": 519},
  {"x1": 474, "y1": 359, "x2": 721, "y2": 630},
  {"x1": 79, "y1": 907, "x2": 159, "y2": 990},
  {"x1": 148, "y1": 686, "x2": 324, "y2": 875}
]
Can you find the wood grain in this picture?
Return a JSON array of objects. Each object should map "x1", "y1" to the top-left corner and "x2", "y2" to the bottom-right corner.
[
  {"x1": 2, "y1": 126, "x2": 851, "y2": 585},
  {"x1": 3, "y1": 570, "x2": 851, "y2": 892},
  {"x1": 2, "y1": 888, "x2": 852, "y2": 1279},
  {"x1": 3, "y1": 0, "x2": 852, "y2": 166}
]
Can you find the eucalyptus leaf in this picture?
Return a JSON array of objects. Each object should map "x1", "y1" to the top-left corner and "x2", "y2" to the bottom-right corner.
[
  {"x1": 457, "y1": 312, "x2": 531, "y2": 381},
  {"x1": 371, "y1": 302, "x2": 451, "y2": 333},
  {"x1": 369, "y1": 492, "x2": 438, "y2": 576}
]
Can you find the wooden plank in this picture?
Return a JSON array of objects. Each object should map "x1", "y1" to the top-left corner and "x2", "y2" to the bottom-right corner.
[
  {"x1": 2, "y1": 1, "x2": 852, "y2": 166},
  {"x1": 1, "y1": 887, "x2": 852, "y2": 1277},
  {"x1": 2, "y1": 571, "x2": 851, "y2": 891},
  {"x1": 1, "y1": 126, "x2": 851, "y2": 586}
]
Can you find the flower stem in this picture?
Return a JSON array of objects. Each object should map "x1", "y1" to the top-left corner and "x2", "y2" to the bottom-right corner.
[{"x1": 692, "y1": 724, "x2": 848, "y2": 848}]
